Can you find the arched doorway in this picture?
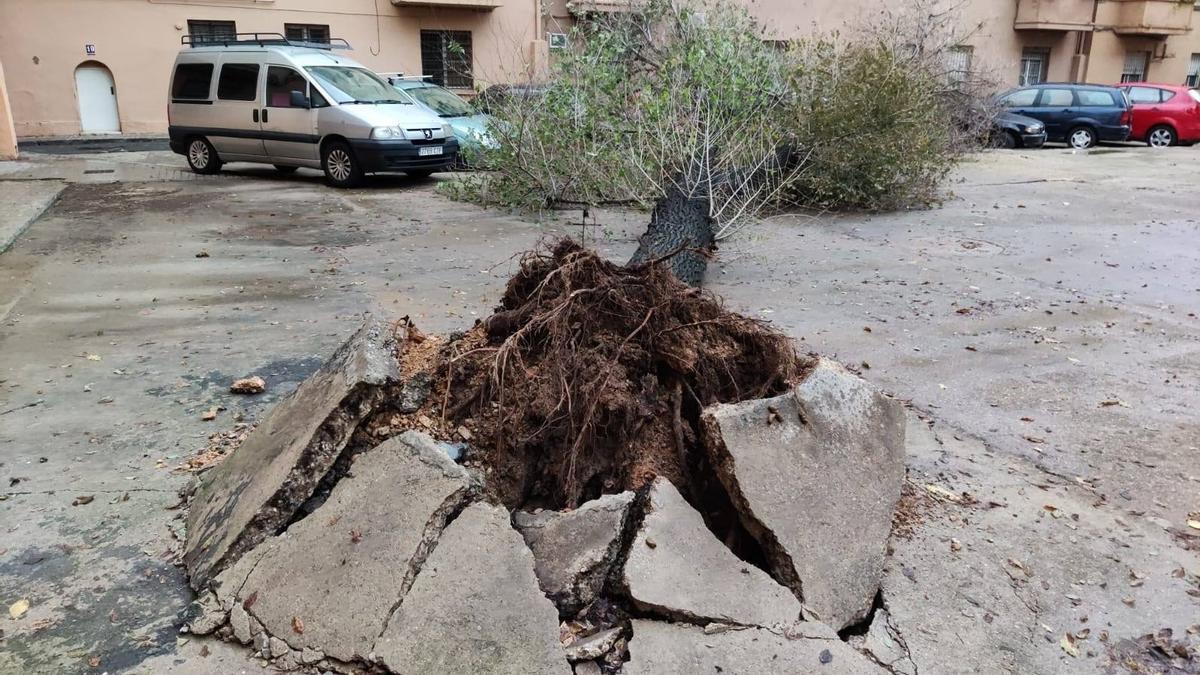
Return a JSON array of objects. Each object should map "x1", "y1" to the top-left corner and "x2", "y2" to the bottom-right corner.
[{"x1": 74, "y1": 62, "x2": 121, "y2": 134}]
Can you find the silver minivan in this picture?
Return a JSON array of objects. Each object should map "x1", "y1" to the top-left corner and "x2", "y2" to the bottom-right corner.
[{"x1": 167, "y1": 34, "x2": 458, "y2": 187}]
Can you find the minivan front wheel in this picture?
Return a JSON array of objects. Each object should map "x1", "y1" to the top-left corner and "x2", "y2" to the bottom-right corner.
[
  {"x1": 186, "y1": 137, "x2": 222, "y2": 175},
  {"x1": 322, "y1": 141, "x2": 363, "y2": 188},
  {"x1": 1068, "y1": 127, "x2": 1096, "y2": 150},
  {"x1": 1147, "y1": 125, "x2": 1176, "y2": 148}
]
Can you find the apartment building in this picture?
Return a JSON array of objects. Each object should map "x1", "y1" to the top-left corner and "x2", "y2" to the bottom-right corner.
[
  {"x1": 0, "y1": 0, "x2": 546, "y2": 140},
  {"x1": 551, "y1": 0, "x2": 1200, "y2": 88},
  {"x1": 1, "y1": 0, "x2": 1200, "y2": 147}
]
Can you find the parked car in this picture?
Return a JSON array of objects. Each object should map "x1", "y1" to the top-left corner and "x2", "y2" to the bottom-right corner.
[
  {"x1": 167, "y1": 33, "x2": 458, "y2": 187},
  {"x1": 991, "y1": 111, "x2": 1047, "y2": 148},
  {"x1": 1114, "y1": 82, "x2": 1200, "y2": 147},
  {"x1": 382, "y1": 75, "x2": 497, "y2": 161},
  {"x1": 996, "y1": 83, "x2": 1131, "y2": 149},
  {"x1": 475, "y1": 83, "x2": 548, "y2": 114}
]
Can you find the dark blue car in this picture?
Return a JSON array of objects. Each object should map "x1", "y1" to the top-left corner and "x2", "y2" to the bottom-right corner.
[{"x1": 998, "y1": 84, "x2": 1131, "y2": 149}]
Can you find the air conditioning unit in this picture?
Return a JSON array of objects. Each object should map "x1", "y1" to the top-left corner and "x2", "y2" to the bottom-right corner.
[{"x1": 548, "y1": 33, "x2": 568, "y2": 50}]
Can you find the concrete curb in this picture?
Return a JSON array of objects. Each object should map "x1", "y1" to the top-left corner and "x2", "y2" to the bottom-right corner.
[{"x1": 0, "y1": 179, "x2": 65, "y2": 254}]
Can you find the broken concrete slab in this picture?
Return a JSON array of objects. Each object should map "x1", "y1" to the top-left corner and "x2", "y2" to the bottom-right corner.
[
  {"x1": 514, "y1": 491, "x2": 634, "y2": 614},
  {"x1": 563, "y1": 627, "x2": 623, "y2": 662},
  {"x1": 623, "y1": 619, "x2": 887, "y2": 674},
  {"x1": 183, "y1": 316, "x2": 400, "y2": 589},
  {"x1": 622, "y1": 478, "x2": 803, "y2": 627},
  {"x1": 224, "y1": 432, "x2": 474, "y2": 662},
  {"x1": 858, "y1": 609, "x2": 917, "y2": 675},
  {"x1": 701, "y1": 358, "x2": 905, "y2": 631},
  {"x1": 375, "y1": 502, "x2": 569, "y2": 675}
]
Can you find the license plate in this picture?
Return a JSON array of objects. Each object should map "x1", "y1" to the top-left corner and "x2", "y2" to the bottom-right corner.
[{"x1": 418, "y1": 146, "x2": 443, "y2": 157}]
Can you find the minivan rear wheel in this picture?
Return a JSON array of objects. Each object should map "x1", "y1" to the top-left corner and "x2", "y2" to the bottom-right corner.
[
  {"x1": 186, "y1": 137, "x2": 222, "y2": 175},
  {"x1": 1068, "y1": 126, "x2": 1096, "y2": 150},
  {"x1": 1147, "y1": 125, "x2": 1176, "y2": 148},
  {"x1": 322, "y1": 141, "x2": 363, "y2": 188}
]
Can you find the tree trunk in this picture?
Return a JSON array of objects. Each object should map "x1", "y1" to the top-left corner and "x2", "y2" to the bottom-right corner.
[{"x1": 627, "y1": 182, "x2": 714, "y2": 286}]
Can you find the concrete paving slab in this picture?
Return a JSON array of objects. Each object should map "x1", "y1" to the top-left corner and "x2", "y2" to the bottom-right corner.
[
  {"x1": 622, "y1": 478, "x2": 803, "y2": 627},
  {"x1": 624, "y1": 619, "x2": 886, "y2": 674},
  {"x1": 183, "y1": 316, "x2": 400, "y2": 589},
  {"x1": 222, "y1": 432, "x2": 474, "y2": 662},
  {"x1": 0, "y1": 179, "x2": 63, "y2": 254},
  {"x1": 514, "y1": 491, "x2": 634, "y2": 615},
  {"x1": 375, "y1": 502, "x2": 570, "y2": 675},
  {"x1": 701, "y1": 359, "x2": 906, "y2": 630}
]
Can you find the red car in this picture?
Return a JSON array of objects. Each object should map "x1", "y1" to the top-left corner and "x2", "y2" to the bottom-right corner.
[{"x1": 1115, "y1": 83, "x2": 1200, "y2": 147}]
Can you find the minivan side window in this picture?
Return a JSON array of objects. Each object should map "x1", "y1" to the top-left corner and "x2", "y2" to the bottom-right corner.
[
  {"x1": 172, "y1": 63, "x2": 214, "y2": 100},
  {"x1": 266, "y1": 66, "x2": 310, "y2": 107},
  {"x1": 1039, "y1": 89, "x2": 1074, "y2": 107},
  {"x1": 1002, "y1": 89, "x2": 1038, "y2": 107},
  {"x1": 1077, "y1": 90, "x2": 1116, "y2": 106},
  {"x1": 217, "y1": 63, "x2": 260, "y2": 101}
]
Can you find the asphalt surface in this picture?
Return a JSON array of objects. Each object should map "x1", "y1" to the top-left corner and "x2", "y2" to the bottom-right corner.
[{"x1": 1, "y1": 146, "x2": 1197, "y2": 673}]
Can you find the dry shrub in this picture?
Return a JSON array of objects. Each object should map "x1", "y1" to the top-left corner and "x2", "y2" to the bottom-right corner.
[{"x1": 427, "y1": 239, "x2": 810, "y2": 509}]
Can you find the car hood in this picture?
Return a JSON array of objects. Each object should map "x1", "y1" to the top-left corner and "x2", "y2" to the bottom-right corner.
[
  {"x1": 339, "y1": 103, "x2": 444, "y2": 130},
  {"x1": 995, "y1": 111, "x2": 1042, "y2": 127}
]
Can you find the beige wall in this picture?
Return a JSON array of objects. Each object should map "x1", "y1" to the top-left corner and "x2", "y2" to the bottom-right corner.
[
  {"x1": 0, "y1": 0, "x2": 541, "y2": 138},
  {"x1": 552, "y1": 0, "x2": 1200, "y2": 90}
]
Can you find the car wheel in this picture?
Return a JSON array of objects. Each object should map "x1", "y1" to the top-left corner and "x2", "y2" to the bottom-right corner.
[
  {"x1": 997, "y1": 131, "x2": 1018, "y2": 149},
  {"x1": 1147, "y1": 125, "x2": 1176, "y2": 148},
  {"x1": 273, "y1": 165, "x2": 299, "y2": 174},
  {"x1": 186, "y1": 137, "x2": 222, "y2": 175},
  {"x1": 322, "y1": 141, "x2": 363, "y2": 188},
  {"x1": 405, "y1": 169, "x2": 435, "y2": 179},
  {"x1": 1067, "y1": 127, "x2": 1096, "y2": 150}
]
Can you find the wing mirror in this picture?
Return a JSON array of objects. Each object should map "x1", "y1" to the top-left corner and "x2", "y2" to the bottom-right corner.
[{"x1": 290, "y1": 90, "x2": 311, "y2": 108}]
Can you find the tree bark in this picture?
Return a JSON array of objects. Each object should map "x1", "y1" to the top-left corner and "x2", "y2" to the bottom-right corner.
[{"x1": 627, "y1": 181, "x2": 714, "y2": 286}]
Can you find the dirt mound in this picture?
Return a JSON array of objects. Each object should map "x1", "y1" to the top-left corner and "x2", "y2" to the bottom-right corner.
[{"x1": 369, "y1": 239, "x2": 811, "y2": 513}]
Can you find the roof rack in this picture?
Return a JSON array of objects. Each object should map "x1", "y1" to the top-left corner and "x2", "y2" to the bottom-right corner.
[{"x1": 181, "y1": 32, "x2": 352, "y2": 50}]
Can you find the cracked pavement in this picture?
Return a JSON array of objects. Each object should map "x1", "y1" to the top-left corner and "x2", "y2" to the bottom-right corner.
[{"x1": 1, "y1": 147, "x2": 1198, "y2": 673}]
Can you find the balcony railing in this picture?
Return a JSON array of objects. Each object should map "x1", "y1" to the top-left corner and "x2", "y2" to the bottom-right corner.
[
  {"x1": 1014, "y1": 0, "x2": 1097, "y2": 31},
  {"x1": 1110, "y1": 0, "x2": 1193, "y2": 35}
]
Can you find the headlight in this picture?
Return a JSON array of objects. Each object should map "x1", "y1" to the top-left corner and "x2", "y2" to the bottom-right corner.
[
  {"x1": 370, "y1": 126, "x2": 403, "y2": 140},
  {"x1": 441, "y1": 123, "x2": 453, "y2": 137},
  {"x1": 1025, "y1": 124, "x2": 1043, "y2": 133}
]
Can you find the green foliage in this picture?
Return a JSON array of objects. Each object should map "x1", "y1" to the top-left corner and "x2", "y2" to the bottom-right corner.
[
  {"x1": 782, "y1": 39, "x2": 960, "y2": 211},
  {"x1": 449, "y1": 0, "x2": 982, "y2": 219}
]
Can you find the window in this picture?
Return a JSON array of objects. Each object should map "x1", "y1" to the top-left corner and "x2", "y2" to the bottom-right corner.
[
  {"x1": 1121, "y1": 51, "x2": 1149, "y2": 83},
  {"x1": 171, "y1": 63, "x2": 213, "y2": 100},
  {"x1": 1187, "y1": 53, "x2": 1200, "y2": 87},
  {"x1": 188, "y1": 20, "x2": 236, "y2": 45},
  {"x1": 285, "y1": 24, "x2": 330, "y2": 44},
  {"x1": 402, "y1": 84, "x2": 474, "y2": 117},
  {"x1": 1002, "y1": 88, "x2": 1038, "y2": 107},
  {"x1": 1127, "y1": 86, "x2": 1164, "y2": 104},
  {"x1": 1039, "y1": 88, "x2": 1074, "y2": 107},
  {"x1": 946, "y1": 45, "x2": 973, "y2": 85},
  {"x1": 217, "y1": 63, "x2": 259, "y2": 101},
  {"x1": 420, "y1": 30, "x2": 473, "y2": 89},
  {"x1": 1019, "y1": 48, "x2": 1049, "y2": 87},
  {"x1": 1077, "y1": 90, "x2": 1116, "y2": 106},
  {"x1": 266, "y1": 66, "x2": 309, "y2": 107},
  {"x1": 305, "y1": 66, "x2": 405, "y2": 104}
]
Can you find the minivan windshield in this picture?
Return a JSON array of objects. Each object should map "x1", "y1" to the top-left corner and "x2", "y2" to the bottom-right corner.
[
  {"x1": 401, "y1": 85, "x2": 474, "y2": 117},
  {"x1": 305, "y1": 67, "x2": 407, "y2": 105}
]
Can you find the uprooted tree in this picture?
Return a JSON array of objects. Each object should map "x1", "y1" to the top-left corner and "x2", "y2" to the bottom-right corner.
[{"x1": 449, "y1": 0, "x2": 991, "y2": 284}]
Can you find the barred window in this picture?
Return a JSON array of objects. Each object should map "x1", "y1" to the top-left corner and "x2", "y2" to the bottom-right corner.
[
  {"x1": 188, "y1": 20, "x2": 236, "y2": 45},
  {"x1": 420, "y1": 30, "x2": 473, "y2": 89}
]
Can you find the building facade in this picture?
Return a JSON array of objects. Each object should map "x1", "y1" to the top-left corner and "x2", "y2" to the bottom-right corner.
[
  {"x1": 550, "y1": 0, "x2": 1200, "y2": 90},
  {"x1": 1, "y1": 0, "x2": 1200, "y2": 143},
  {"x1": 0, "y1": 0, "x2": 546, "y2": 138}
]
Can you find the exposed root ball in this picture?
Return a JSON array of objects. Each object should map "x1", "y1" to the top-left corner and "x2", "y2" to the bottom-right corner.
[{"x1": 398, "y1": 239, "x2": 811, "y2": 510}]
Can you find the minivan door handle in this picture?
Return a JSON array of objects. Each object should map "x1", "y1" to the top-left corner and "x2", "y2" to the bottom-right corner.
[
  {"x1": 253, "y1": 109, "x2": 259, "y2": 123},
  {"x1": 262, "y1": 109, "x2": 269, "y2": 124}
]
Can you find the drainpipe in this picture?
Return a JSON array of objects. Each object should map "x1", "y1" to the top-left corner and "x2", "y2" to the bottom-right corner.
[{"x1": 0, "y1": 58, "x2": 18, "y2": 160}]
